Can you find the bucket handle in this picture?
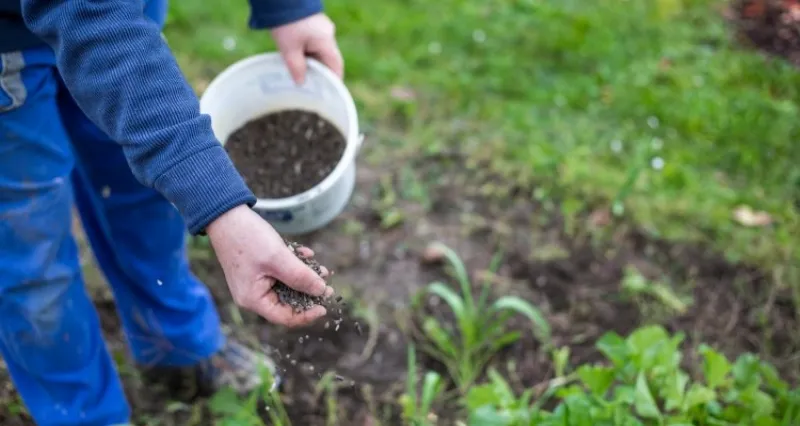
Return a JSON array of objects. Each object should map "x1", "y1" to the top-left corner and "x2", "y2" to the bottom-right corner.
[{"x1": 357, "y1": 133, "x2": 365, "y2": 153}]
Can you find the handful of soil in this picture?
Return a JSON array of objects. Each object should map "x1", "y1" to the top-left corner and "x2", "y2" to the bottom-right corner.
[
  {"x1": 273, "y1": 240, "x2": 332, "y2": 313},
  {"x1": 224, "y1": 109, "x2": 347, "y2": 199}
]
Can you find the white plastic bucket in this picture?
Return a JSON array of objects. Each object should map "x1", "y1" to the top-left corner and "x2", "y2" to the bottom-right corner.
[{"x1": 199, "y1": 53, "x2": 361, "y2": 235}]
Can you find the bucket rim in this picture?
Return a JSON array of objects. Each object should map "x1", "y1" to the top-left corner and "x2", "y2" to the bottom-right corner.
[{"x1": 200, "y1": 52, "x2": 360, "y2": 211}]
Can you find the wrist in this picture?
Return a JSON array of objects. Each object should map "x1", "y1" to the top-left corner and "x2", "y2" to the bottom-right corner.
[{"x1": 206, "y1": 204, "x2": 252, "y2": 238}]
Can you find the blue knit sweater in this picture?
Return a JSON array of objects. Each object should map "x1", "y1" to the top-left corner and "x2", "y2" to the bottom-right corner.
[{"x1": 0, "y1": 0, "x2": 322, "y2": 234}]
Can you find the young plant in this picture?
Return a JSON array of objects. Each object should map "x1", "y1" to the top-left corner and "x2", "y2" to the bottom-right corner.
[
  {"x1": 400, "y1": 345, "x2": 446, "y2": 426},
  {"x1": 411, "y1": 242, "x2": 551, "y2": 393},
  {"x1": 621, "y1": 266, "x2": 690, "y2": 315},
  {"x1": 314, "y1": 371, "x2": 347, "y2": 426},
  {"x1": 464, "y1": 367, "x2": 572, "y2": 426},
  {"x1": 208, "y1": 365, "x2": 290, "y2": 426},
  {"x1": 463, "y1": 325, "x2": 800, "y2": 425}
]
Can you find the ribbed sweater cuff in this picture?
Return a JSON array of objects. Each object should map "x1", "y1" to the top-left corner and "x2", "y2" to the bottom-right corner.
[
  {"x1": 248, "y1": 0, "x2": 323, "y2": 29},
  {"x1": 154, "y1": 144, "x2": 256, "y2": 235}
]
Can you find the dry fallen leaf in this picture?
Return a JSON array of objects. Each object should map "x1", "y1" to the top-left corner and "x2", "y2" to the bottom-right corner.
[
  {"x1": 587, "y1": 207, "x2": 612, "y2": 228},
  {"x1": 733, "y1": 205, "x2": 773, "y2": 227},
  {"x1": 389, "y1": 85, "x2": 416, "y2": 101}
]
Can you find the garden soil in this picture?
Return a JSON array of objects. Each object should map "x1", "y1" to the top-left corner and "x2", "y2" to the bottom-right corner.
[
  {"x1": 224, "y1": 109, "x2": 346, "y2": 199},
  {"x1": 0, "y1": 156, "x2": 798, "y2": 425},
  {"x1": 730, "y1": 0, "x2": 800, "y2": 67}
]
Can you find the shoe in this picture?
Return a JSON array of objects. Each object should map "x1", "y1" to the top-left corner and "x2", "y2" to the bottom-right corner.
[{"x1": 141, "y1": 339, "x2": 281, "y2": 400}]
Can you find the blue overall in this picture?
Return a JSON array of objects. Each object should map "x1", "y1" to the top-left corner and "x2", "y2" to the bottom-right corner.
[{"x1": 0, "y1": 1, "x2": 225, "y2": 424}]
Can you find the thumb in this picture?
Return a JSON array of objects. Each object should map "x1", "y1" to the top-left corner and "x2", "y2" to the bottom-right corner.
[
  {"x1": 281, "y1": 48, "x2": 307, "y2": 85},
  {"x1": 271, "y1": 248, "x2": 327, "y2": 297}
]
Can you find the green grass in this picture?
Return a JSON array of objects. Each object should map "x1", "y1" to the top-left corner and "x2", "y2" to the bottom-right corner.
[{"x1": 165, "y1": 0, "x2": 799, "y2": 279}]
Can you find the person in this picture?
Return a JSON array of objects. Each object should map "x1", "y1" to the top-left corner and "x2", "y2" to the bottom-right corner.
[{"x1": 0, "y1": 0, "x2": 344, "y2": 423}]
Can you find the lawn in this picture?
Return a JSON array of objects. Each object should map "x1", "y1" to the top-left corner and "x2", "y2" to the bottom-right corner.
[
  {"x1": 2, "y1": 0, "x2": 800, "y2": 424},
  {"x1": 166, "y1": 0, "x2": 799, "y2": 272}
]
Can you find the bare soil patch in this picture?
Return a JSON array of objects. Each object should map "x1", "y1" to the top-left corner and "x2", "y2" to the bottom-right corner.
[{"x1": 0, "y1": 155, "x2": 797, "y2": 425}]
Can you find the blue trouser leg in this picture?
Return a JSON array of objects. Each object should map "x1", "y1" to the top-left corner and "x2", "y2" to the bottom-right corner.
[
  {"x1": 0, "y1": 0, "x2": 225, "y2": 424},
  {"x1": 0, "y1": 49, "x2": 130, "y2": 426}
]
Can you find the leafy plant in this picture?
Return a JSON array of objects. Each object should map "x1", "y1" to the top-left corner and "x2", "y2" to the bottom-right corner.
[
  {"x1": 400, "y1": 345, "x2": 446, "y2": 426},
  {"x1": 463, "y1": 325, "x2": 800, "y2": 425},
  {"x1": 209, "y1": 365, "x2": 290, "y2": 426},
  {"x1": 411, "y1": 243, "x2": 551, "y2": 393}
]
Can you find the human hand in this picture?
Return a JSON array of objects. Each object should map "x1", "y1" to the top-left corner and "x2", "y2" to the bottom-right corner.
[
  {"x1": 270, "y1": 13, "x2": 344, "y2": 84},
  {"x1": 206, "y1": 205, "x2": 332, "y2": 327}
]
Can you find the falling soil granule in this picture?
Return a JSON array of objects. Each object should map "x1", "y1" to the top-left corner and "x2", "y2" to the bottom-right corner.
[{"x1": 224, "y1": 109, "x2": 347, "y2": 199}]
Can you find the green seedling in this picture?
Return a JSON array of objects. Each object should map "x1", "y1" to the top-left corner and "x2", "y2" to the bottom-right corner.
[
  {"x1": 464, "y1": 368, "x2": 563, "y2": 426},
  {"x1": 315, "y1": 371, "x2": 348, "y2": 426},
  {"x1": 373, "y1": 175, "x2": 405, "y2": 229},
  {"x1": 411, "y1": 242, "x2": 551, "y2": 394},
  {"x1": 209, "y1": 365, "x2": 290, "y2": 426},
  {"x1": 400, "y1": 345, "x2": 446, "y2": 426},
  {"x1": 621, "y1": 266, "x2": 691, "y2": 315},
  {"x1": 462, "y1": 325, "x2": 800, "y2": 425}
]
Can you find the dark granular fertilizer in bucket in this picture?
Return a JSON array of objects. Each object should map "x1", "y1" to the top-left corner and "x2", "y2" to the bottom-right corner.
[
  {"x1": 225, "y1": 109, "x2": 347, "y2": 199},
  {"x1": 274, "y1": 240, "x2": 340, "y2": 313}
]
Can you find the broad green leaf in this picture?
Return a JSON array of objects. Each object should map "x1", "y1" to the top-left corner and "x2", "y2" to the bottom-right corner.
[
  {"x1": 759, "y1": 361, "x2": 788, "y2": 393},
  {"x1": 732, "y1": 354, "x2": 761, "y2": 388},
  {"x1": 209, "y1": 388, "x2": 244, "y2": 417},
  {"x1": 218, "y1": 419, "x2": 254, "y2": 426},
  {"x1": 560, "y1": 393, "x2": 595, "y2": 425},
  {"x1": 706, "y1": 399, "x2": 723, "y2": 416},
  {"x1": 613, "y1": 384, "x2": 637, "y2": 405},
  {"x1": 662, "y1": 371, "x2": 689, "y2": 411},
  {"x1": 577, "y1": 364, "x2": 616, "y2": 397},
  {"x1": 467, "y1": 405, "x2": 514, "y2": 426},
  {"x1": 597, "y1": 332, "x2": 628, "y2": 367},
  {"x1": 627, "y1": 326, "x2": 683, "y2": 372},
  {"x1": 464, "y1": 384, "x2": 500, "y2": 410},
  {"x1": 627, "y1": 325, "x2": 670, "y2": 352},
  {"x1": 634, "y1": 373, "x2": 661, "y2": 419},
  {"x1": 699, "y1": 344, "x2": 731, "y2": 389},
  {"x1": 749, "y1": 415, "x2": 781, "y2": 426},
  {"x1": 740, "y1": 387, "x2": 775, "y2": 416},
  {"x1": 555, "y1": 384, "x2": 586, "y2": 399},
  {"x1": 487, "y1": 368, "x2": 517, "y2": 406},
  {"x1": 683, "y1": 383, "x2": 716, "y2": 410},
  {"x1": 492, "y1": 296, "x2": 552, "y2": 345}
]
